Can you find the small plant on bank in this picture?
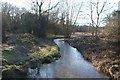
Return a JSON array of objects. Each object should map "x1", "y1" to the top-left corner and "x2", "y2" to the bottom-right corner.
[{"x1": 29, "y1": 46, "x2": 60, "y2": 68}]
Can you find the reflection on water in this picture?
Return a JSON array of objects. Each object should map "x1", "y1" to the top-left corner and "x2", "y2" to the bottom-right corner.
[{"x1": 28, "y1": 39, "x2": 109, "y2": 78}]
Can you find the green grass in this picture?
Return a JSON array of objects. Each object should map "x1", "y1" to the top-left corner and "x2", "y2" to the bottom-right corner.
[
  {"x1": 55, "y1": 35, "x2": 65, "y2": 37},
  {"x1": 29, "y1": 46, "x2": 59, "y2": 61},
  {"x1": 2, "y1": 50, "x2": 27, "y2": 72},
  {"x1": 28, "y1": 46, "x2": 60, "y2": 68},
  {"x1": 2, "y1": 45, "x2": 60, "y2": 70},
  {"x1": 2, "y1": 65, "x2": 22, "y2": 71},
  {"x1": 2, "y1": 50, "x2": 26, "y2": 65},
  {"x1": 2, "y1": 34, "x2": 61, "y2": 78}
]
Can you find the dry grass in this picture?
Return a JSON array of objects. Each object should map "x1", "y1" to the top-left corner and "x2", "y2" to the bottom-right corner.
[{"x1": 65, "y1": 36, "x2": 120, "y2": 80}]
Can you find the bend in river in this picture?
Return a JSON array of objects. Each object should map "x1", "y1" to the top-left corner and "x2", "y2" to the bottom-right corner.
[{"x1": 27, "y1": 39, "x2": 109, "y2": 78}]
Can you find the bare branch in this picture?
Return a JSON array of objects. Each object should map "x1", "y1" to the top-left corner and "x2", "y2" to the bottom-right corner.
[
  {"x1": 73, "y1": 1, "x2": 83, "y2": 25},
  {"x1": 99, "y1": 1, "x2": 106, "y2": 14},
  {"x1": 42, "y1": 2, "x2": 60, "y2": 14},
  {"x1": 96, "y1": 0, "x2": 99, "y2": 15},
  {"x1": 102, "y1": 6, "x2": 113, "y2": 13}
]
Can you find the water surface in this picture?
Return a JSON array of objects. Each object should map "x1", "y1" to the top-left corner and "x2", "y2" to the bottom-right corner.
[{"x1": 28, "y1": 39, "x2": 109, "y2": 78}]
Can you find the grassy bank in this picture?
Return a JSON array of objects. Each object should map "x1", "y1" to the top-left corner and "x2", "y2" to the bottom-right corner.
[
  {"x1": 2, "y1": 33, "x2": 60, "y2": 79},
  {"x1": 65, "y1": 36, "x2": 120, "y2": 80}
]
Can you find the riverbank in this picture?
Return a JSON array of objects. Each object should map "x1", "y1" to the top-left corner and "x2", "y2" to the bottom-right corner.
[
  {"x1": 2, "y1": 33, "x2": 60, "y2": 79},
  {"x1": 65, "y1": 36, "x2": 120, "y2": 80}
]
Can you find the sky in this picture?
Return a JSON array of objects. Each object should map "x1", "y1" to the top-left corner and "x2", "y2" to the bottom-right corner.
[
  {"x1": 1, "y1": 0, "x2": 119, "y2": 7},
  {"x1": 1, "y1": 0, "x2": 120, "y2": 26},
  {"x1": 1, "y1": 0, "x2": 59, "y2": 9}
]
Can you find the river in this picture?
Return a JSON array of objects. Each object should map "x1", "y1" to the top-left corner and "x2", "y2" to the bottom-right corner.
[{"x1": 27, "y1": 39, "x2": 109, "y2": 78}]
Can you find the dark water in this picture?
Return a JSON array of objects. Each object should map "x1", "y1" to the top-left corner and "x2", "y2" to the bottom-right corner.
[{"x1": 27, "y1": 39, "x2": 109, "y2": 78}]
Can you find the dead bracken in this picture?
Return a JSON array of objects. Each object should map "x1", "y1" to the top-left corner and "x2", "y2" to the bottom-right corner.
[{"x1": 65, "y1": 36, "x2": 120, "y2": 80}]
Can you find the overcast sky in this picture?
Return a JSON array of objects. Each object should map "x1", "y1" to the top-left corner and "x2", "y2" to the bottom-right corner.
[
  {"x1": 1, "y1": 0, "x2": 120, "y2": 26},
  {"x1": 2, "y1": 0, "x2": 119, "y2": 8}
]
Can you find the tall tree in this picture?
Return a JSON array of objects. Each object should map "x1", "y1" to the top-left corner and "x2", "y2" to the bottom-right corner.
[
  {"x1": 30, "y1": 0, "x2": 59, "y2": 37},
  {"x1": 85, "y1": 0, "x2": 112, "y2": 37},
  {"x1": 58, "y1": 0, "x2": 83, "y2": 37}
]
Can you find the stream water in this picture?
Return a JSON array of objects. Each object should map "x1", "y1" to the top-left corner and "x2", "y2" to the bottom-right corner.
[{"x1": 27, "y1": 39, "x2": 109, "y2": 78}]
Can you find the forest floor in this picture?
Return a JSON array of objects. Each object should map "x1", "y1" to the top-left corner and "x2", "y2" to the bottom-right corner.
[
  {"x1": 65, "y1": 36, "x2": 120, "y2": 80},
  {"x1": 2, "y1": 33, "x2": 60, "y2": 79}
]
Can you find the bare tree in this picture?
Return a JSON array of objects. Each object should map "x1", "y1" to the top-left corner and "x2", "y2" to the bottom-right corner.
[
  {"x1": 85, "y1": 0, "x2": 113, "y2": 37},
  {"x1": 58, "y1": 0, "x2": 83, "y2": 37},
  {"x1": 29, "y1": 0, "x2": 60, "y2": 37},
  {"x1": 90, "y1": 1, "x2": 95, "y2": 36}
]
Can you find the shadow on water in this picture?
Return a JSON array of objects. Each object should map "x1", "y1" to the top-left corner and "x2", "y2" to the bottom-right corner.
[{"x1": 27, "y1": 39, "x2": 109, "y2": 79}]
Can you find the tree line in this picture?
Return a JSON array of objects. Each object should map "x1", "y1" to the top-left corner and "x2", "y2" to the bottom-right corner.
[
  {"x1": 2, "y1": 0, "x2": 77, "y2": 42},
  {"x1": 1, "y1": 0, "x2": 119, "y2": 42}
]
